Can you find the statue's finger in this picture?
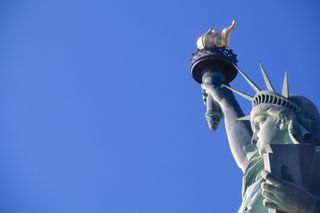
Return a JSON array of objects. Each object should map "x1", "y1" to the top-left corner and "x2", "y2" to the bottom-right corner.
[
  {"x1": 260, "y1": 171, "x2": 283, "y2": 186},
  {"x1": 263, "y1": 199, "x2": 278, "y2": 210},
  {"x1": 262, "y1": 191, "x2": 277, "y2": 202},
  {"x1": 201, "y1": 83, "x2": 209, "y2": 91},
  {"x1": 203, "y1": 98, "x2": 207, "y2": 105},
  {"x1": 262, "y1": 182, "x2": 277, "y2": 193},
  {"x1": 261, "y1": 182, "x2": 285, "y2": 199},
  {"x1": 202, "y1": 91, "x2": 208, "y2": 97}
]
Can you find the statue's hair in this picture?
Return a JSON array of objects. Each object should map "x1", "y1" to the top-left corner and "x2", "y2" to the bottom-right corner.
[
  {"x1": 266, "y1": 106, "x2": 292, "y2": 129},
  {"x1": 289, "y1": 96, "x2": 320, "y2": 145},
  {"x1": 267, "y1": 107, "x2": 291, "y2": 121}
]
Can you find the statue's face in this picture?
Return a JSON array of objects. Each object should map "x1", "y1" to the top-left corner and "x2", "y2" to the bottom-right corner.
[{"x1": 251, "y1": 110, "x2": 290, "y2": 155}]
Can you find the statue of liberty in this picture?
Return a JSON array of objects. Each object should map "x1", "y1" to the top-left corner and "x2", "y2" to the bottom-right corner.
[{"x1": 191, "y1": 21, "x2": 320, "y2": 213}]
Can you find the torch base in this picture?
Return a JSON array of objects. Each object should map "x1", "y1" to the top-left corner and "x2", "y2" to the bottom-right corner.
[{"x1": 190, "y1": 47, "x2": 238, "y2": 84}]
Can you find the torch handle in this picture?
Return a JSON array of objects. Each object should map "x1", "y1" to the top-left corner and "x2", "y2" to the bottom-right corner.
[{"x1": 202, "y1": 71, "x2": 224, "y2": 131}]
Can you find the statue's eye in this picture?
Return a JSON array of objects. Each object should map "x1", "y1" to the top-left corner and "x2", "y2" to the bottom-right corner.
[{"x1": 253, "y1": 116, "x2": 267, "y2": 129}]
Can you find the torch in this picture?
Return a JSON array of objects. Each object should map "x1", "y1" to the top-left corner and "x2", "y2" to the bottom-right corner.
[{"x1": 190, "y1": 20, "x2": 238, "y2": 130}]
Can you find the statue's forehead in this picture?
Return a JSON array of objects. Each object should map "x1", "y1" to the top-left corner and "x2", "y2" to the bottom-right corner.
[{"x1": 250, "y1": 104, "x2": 273, "y2": 121}]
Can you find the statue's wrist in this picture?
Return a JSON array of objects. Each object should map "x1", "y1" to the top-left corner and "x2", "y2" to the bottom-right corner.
[{"x1": 218, "y1": 94, "x2": 238, "y2": 109}]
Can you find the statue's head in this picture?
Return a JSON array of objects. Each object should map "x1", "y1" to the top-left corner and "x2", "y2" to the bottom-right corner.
[
  {"x1": 224, "y1": 64, "x2": 320, "y2": 155},
  {"x1": 250, "y1": 96, "x2": 320, "y2": 154}
]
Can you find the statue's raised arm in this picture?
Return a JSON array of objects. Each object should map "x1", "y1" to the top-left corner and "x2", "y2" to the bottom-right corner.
[
  {"x1": 191, "y1": 20, "x2": 252, "y2": 172},
  {"x1": 201, "y1": 78, "x2": 252, "y2": 172}
]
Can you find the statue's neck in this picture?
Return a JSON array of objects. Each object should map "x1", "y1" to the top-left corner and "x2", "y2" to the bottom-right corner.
[{"x1": 274, "y1": 131, "x2": 294, "y2": 145}]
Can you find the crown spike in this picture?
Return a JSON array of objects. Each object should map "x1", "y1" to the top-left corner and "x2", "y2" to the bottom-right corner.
[
  {"x1": 259, "y1": 64, "x2": 275, "y2": 92},
  {"x1": 236, "y1": 115, "x2": 251, "y2": 121},
  {"x1": 222, "y1": 84, "x2": 253, "y2": 101},
  {"x1": 281, "y1": 71, "x2": 289, "y2": 98},
  {"x1": 233, "y1": 64, "x2": 261, "y2": 92}
]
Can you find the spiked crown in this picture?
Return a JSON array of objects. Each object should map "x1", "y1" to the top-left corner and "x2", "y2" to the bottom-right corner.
[{"x1": 223, "y1": 64, "x2": 302, "y2": 120}]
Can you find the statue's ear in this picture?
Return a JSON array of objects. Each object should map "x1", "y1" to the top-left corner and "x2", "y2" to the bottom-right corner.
[
  {"x1": 278, "y1": 110, "x2": 295, "y2": 130},
  {"x1": 279, "y1": 112, "x2": 293, "y2": 130}
]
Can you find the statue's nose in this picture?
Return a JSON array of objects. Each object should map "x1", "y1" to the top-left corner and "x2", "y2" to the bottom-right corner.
[{"x1": 251, "y1": 132, "x2": 259, "y2": 144}]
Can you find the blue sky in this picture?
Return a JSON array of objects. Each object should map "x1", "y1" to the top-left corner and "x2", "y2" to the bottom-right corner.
[{"x1": 0, "y1": 0, "x2": 319, "y2": 212}]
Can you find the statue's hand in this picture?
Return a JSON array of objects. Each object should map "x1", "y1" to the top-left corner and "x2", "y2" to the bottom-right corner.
[
  {"x1": 201, "y1": 83, "x2": 233, "y2": 104},
  {"x1": 261, "y1": 170, "x2": 319, "y2": 213}
]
